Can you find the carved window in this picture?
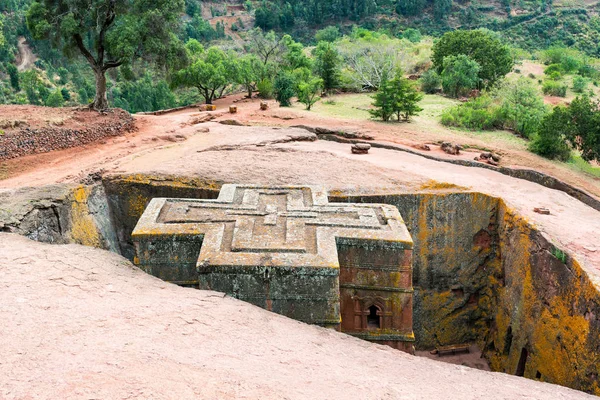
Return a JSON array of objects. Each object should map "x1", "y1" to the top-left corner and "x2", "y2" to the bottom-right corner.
[{"x1": 367, "y1": 305, "x2": 381, "y2": 329}]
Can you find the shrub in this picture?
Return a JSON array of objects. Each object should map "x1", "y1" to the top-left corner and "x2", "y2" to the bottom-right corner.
[
  {"x1": 440, "y1": 95, "x2": 501, "y2": 130},
  {"x1": 542, "y1": 80, "x2": 567, "y2": 97},
  {"x1": 572, "y1": 76, "x2": 588, "y2": 93},
  {"x1": 273, "y1": 72, "x2": 296, "y2": 106},
  {"x1": 440, "y1": 54, "x2": 481, "y2": 98},
  {"x1": 315, "y1": 26, "x2": 340, "y2": 43},
  {"x1": 420, "y1": 69, "x2": 442, "y2": 94},
  {"x1": 529, "y1": 106, "x2": 572, "y2": 161},
  {"x1": 257, "y1": 78, "x2": 274, "y2": 99},
  {"x1": 45, "y1": 88, "x2": 65, "y2": 107},
  {"x1": 544, "y1": 64, "x2": 563, "y2": 76},
  {"x1": 495, "y1": 78, "x2": 548, "y2": 138}
]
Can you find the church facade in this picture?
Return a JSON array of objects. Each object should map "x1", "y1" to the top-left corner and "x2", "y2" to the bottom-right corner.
[{"x1": 132, "y1": 184, "x2": 415, "y2": 353}]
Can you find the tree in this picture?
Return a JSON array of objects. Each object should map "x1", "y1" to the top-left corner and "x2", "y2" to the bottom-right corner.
[
  {"x1": 568, "y1": 96, "x2": 600, "y2": 162},
  {"x1": 396, "y1": 0, "x2": 426, "y2": 16},
  {"x1": 441, "y1": 55, "x2": 481, "y2": 98},
  {"x1": 235, "y1": 54, "x2": 263, "y2": 98},
  {"x1": 297, "y1": 77, "x2": 323, "y2": 110},
  {"x1": 420, "y1": 69, "x2": 441, "y2": 94},
  {"x1": 26, "y1": 0, "x2": 185, "y2": 110},
  {"x1": 370, "y1": 74, "x2": 423, "y2": 122},
  {"x1": 529, "y1": 107, "x2": 572, "y2": 161},
  {"x1": 247, "y1": 29, "x2": 286, "y2": 67},
  {"x1": 0, "y1": 16, "x2": 5, "y2": 48},
  {"x1": 6, "y1": 64, "x2": 20, "y2": 91},
  {"x1": 315, "y1": 26, "x2": 340, "y2": 43},
  {"x1": 45, "y1": 88, "x2": 65, "y2": 107},
  {"x1": 172, "y1": 41, "x2": 235, "y2": 104},
  {"x1": 433, "y1": 0, "x2": 453, "y2": 21},
  {"x1": 432, "y1": 29, "x2": 513, "y2": 88},
  {"x1": 390, "y1": 76, "x2": 423, "y2": 121},
  {"x1": 274, "y1": 71, "x2": 296, "y2": 107},
  {"x1": 337, "y1": 34, "x2": 410, "y2": 91},
  {"x1": 495, "y1": 78, "x2": 548, "y2": 138},
  {"x1": 369, "y1": 76, "x2": 394, "y2": 122},
  {"x1": 314, "y1": 41, "x2": 341, "y2": 94}
]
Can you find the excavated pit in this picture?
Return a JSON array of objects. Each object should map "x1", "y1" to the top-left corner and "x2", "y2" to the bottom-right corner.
[{"x1": 1, "y1": 175, "x2": 599, "y2": 395}]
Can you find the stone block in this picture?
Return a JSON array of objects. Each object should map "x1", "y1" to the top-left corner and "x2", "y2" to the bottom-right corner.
[{"x1": 132, "y1": 184, "x2": 414, "y2": 351}]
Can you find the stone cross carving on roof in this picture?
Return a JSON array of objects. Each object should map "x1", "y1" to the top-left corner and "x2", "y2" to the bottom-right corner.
[{"x1": 132, "y1": 184, "x2": 415, "y2": 353}]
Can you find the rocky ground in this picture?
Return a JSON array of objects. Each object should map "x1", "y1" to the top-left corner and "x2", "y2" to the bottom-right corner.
[
  {"x1": 0, "y1": 234, "x2": 595, "y2": 400},
  {"x1": 1, "y1": 98, "x2": 600, "y2": 398}
]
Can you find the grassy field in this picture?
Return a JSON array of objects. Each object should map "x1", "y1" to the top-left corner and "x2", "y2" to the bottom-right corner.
[
  {"x1": 295, "y1": 92, "x2": 529, "y2": 150},
  {"x1": 290, "y1": 70, "x2": 600, "y2": 183},
  {"x1": 568, "y1": 155, "x2": 600, "y2": 178}
]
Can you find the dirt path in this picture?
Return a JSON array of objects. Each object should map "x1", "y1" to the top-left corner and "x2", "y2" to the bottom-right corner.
[
  {"x1": 1, "y1": 234, "x2": 594, "y2": 400},
  {"x1": 16, "y1": 36, "x2": 37, "y2": 72}
]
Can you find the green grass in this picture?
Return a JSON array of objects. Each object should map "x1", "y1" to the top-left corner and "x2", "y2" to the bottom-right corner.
[
  {"x1": 292, "y1": 93, "x2": 373, "y2": 120},
  {"x1": 567, "y1": 154, "x2": 600, "y2": 178}
]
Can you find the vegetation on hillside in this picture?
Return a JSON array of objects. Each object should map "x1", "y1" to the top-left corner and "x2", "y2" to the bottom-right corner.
[{"x1": 0, "y1": 0, "x2": 598, "y2": 171}]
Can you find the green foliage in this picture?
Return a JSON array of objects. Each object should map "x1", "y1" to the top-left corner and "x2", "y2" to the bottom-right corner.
[
  {"x1": 56, "y1": 67, "x2": 69, "y2": 85},
  {"x1": 440, "y1": 54, "x2": 481, "y2": 98},
  {"x1": 441, "y1": 78, "x2": 548, "y2": 137},
  {"x1": 61, "y1": 87, "x2": 70, "y2": 101},
  {"x1": 257, "y1": 78, "x2": 274, "y2": 99},
  {"x1": 45, "y1": 88, "x2": 64, "y2": 107},
  {"x1": 572, "y1": 76, "x2": 588, "y2": 93},
  {"x1": 495, "y1": 78, "x2": 548, "y2": 138},
  {"x1": 396, "y1": 0, "x2": 426, "y2": 17},
  {"x1": 111, "y1": 73, "x2": 177, "y2": 113},
  {"x1": 433, "y1": 0, "x2": 452, "y2": 21},
  {"x1": 542, "y1": 80, "x2": 567, "y2": 97},
  {"x1": 370, "y1": 76, "x2": 394, "y2": 121},
  {"x1": 314, "y1": 41, "x2": 341, "y2": 94},
  {"x1": 6, "y1": 64, "x2": 20, "y2": 91},
  {"x1": 432, "y1": 30, "x2": 514, "y2": 88},
  {"x1": 315, "y1": 26, "x2": 340, "y2": 43},
  {"x1": 401, "y1": 28, "x2": 422, "y2": 43},
  {"x1": 274, "y1": 71, "x2": 296, "y2": 106},
  {"x1": 544, "y1": 64, "x2": 563, "y2": 77},
  {"x1": 235, "y1": 54, "x2": 264, "y2": 98},
  {"x1": 568, "y1": 96, "x2": 600, "y2": 162},
  {"x1": 186, "y1": 15, "x2": 226, "y2": 42},
  {"x1": 26, "y1": 0, "x2": 185, "y2": 109},
  {"x1": 297, "y1": 76, "x2": 323, "y2": 110},
  {"x1": 370, "y1": 74, "x2": 423, "y2": 122},
  {"x1": 172, "y1": 41, "x2": 235, "y2": 104},
  {"x1": 529, "y1": 106, "x2": 572, "y2": 161},
  {"x1": 552, "y1": 248, "x2": 568, "y2": 264},
  {"x1": 420, "y1": 69, "x2": 441, "y2": 94},
  {"x1": 78, "y1": 87, "x2": 89, "y2": 105},
  {"x1": 441, "y1": 95, "x2": 501, "y2": 130}
]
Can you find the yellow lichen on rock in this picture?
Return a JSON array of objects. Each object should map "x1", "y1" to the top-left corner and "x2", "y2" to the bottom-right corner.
[{"x1": 70, "y1": 186, "x2": 101, "y2": 247}]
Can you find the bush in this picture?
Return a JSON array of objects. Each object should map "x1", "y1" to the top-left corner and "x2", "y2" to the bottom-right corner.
[
  {"x1": 542, "y1": 80, "x2": 567, "y2": 97},
  {"x1": 420, "y1": 70, "x2": 441, "y2": 94},
  {"x1": 544, "y1": 64, "x2": 563, "y2": 76},
  {"x1": 45, "y1": 88, "x2": 65, "y2": 107},
  {"x1": 440, "y1": 95, "x2": 501, "y2": 130},
  {"x1": 572, "y1": 76, "x2": 588, "y2": 93},
  {"x1": 440, "y1": 54, "x2": 481, "y2": 98},
  {"x1": 273, "y1": 72, "x2": 296, "y2": 106},
  {"x1": 529, "y1": 107, "x2": 572, "y2": 161},
  {"x1": 257, "y1": 78, "x2": 274, "y2": 99},
  {"x1": 315, "y1": 26, "x2": 340, "y2": 43},
  {"x1": 495, "y1": 78, "x2": 548, "y2": 138}
]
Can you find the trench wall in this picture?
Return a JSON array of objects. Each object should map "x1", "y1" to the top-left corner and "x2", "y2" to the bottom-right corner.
[
  {"x1": 335, "y1": 192, "x2": 600, "y2": 395},
  {"x1": 2, "y1": 176, "x2": 599, "y2": 394}
]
